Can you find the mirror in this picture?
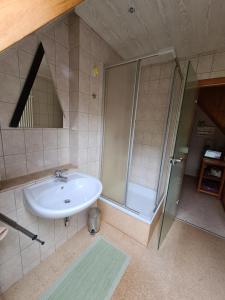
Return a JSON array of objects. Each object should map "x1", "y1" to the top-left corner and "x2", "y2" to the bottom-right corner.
[{"x1": 10, "y1": 43, "x2": 63, "y2": 128}]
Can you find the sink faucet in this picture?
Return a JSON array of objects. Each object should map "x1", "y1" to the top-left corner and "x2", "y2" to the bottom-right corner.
[{"x1": 54, "y1": 169, "x2": 68, "y2": 182}]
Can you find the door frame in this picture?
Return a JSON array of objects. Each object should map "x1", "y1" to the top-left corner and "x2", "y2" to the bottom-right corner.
[
  {"x1": 198, "y1": 76, "x2": 225, "y2": 87},
  {"x1": 175, "y1": 76, "x2": 225, "y2": 237}
]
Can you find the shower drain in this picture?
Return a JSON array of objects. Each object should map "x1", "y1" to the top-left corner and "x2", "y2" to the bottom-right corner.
[{"x1": 64, "y1": 199, "x2": 71, "y2": 204}]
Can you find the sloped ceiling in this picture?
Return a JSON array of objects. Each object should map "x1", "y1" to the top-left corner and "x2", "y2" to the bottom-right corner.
[{"x1": 75, "y1": 0, "x2": 225, "y2": 59}]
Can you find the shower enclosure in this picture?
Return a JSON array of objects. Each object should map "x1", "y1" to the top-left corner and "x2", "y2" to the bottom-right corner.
[{"x1": 100, "y1": 50, "x2": 183, "y2": 224}]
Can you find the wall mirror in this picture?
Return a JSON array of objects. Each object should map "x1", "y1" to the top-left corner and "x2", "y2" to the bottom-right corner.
[{"x1": 10, "y1": 43, "x2": 63, "y2": 128}]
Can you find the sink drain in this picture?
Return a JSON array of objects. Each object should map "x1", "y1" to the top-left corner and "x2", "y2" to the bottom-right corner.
[{"x1": 64, "y1": 199, "x2": 71, "y2": 204}]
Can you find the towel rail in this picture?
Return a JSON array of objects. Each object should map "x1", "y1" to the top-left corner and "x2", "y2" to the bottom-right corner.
[{"x1": 0, "y1": 213, "x2": 45, "y2": 245}]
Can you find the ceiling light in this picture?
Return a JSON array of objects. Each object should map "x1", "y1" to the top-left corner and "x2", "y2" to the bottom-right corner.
[{"x1": 128, "y1": 6, "x2": 135, "y2": 14}]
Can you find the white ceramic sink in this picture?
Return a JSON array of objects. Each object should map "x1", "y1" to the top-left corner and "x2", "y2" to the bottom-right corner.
[{"x1": 24, "y1": 172, "x2": 102, "y2": 219}]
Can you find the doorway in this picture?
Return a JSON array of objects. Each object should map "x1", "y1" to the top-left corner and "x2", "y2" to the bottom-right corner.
[{"x1": 177, "y1": 78, "x2": 225, "y2": 238}]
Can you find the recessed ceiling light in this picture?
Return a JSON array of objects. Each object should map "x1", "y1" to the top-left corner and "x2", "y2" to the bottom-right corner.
[{"x1": 128, "y1": 6, "x2": 135, "y2": 14}]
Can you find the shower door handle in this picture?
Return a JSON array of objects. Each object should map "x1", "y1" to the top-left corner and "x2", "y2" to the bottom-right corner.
[{"x1": 170, "y1": 157, "x2": 184, "y2": 165}]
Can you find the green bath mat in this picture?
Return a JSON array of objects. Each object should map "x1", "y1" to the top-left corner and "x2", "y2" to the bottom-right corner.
[{"x1": 39, "y1": 237, "x2": 130, "y2": 300}]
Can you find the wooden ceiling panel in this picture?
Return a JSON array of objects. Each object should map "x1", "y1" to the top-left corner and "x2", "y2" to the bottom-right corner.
[
  {"x1": 0, "y1": 0, "x2": 83, "y2": 53},
  {"x1": 75, "y1": 0, "x2": 225, "y2": 59}
]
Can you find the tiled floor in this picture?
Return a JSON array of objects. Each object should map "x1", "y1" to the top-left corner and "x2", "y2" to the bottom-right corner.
[
  {"x1": 177, "y1": 176, "x2": 225, "y2": 237},
  {"x1": 2, "y1": 219, "x2": 225, "y2": 300}
]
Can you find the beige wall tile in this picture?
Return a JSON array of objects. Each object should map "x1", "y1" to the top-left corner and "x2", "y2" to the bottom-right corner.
[
  {"x1": 14, "y1": 187, "x2": 26, "y2": 210},
  {"x1": 43, "y1": 129, "x2": 57, "y2": 150},
  {"x1": 54, "y1": 219, "x2": 67, "y2": 248},
  {"x1": 79, "y1": 50, "x2": 91, "y2": 75},
  {"x1": 0, "y1": 211, "x2": 20, "y2": 265},
  {"x1": 87, "y1": 161, "x2": 100, "y2": 177},
  {"x1": 17, "y1": 206, "x2": 38, "y2": 227},
  {"x1": 0, "y1": 254, "x2": 23, "y2": 293},
  {"x1": 78, "y1": 92, "x2": 89, "y2": 113},
  {"x1": 77, "y1": 209, "x2": 88, "y2": 231},
  {"x1": 24, "y1": 129, "x2": 43, "y2": 153},
  {"x1": 18, "y1": 222, "x2": 38, "y2": 250},
  {"x1": 0, "y1": 190, "x2": 15, "y2": 214},
  {"x1": 69, "y1": 129, "x2": 78, "y2": 149},
  {"x1": 56, "y1": 44, "x2": 69, "y2": 86},
  {"x1": 21, "y1": 243, "x2": 40, "y2": 274},
  {"x1": 4, "y1": 154, "x2": 27, "y2": 179},
  {"x1": 78, "y1": 148, "x2": 88, "y2": 165},
  {"x1": 67, "y1": 214, "x2": 78, "y2": 238},
  {"x1": 26, "y1": 151, "x2": 44, "y2": 173},
  {"x1": 150, "y1": 65, "x2": 161, "y2": 80},
  {"x1": 18, "y1": 34, "x2": 39, "y2": 55},
  {"x1": 78, "y1": 113, "x2": 89, "y2": 131},
  {"x1": 2, "y1": 130, "x2": 25, "y2": 155},
  {"x1": 87, "y1": 147, "x2": 98, "y2": 163},
  {"x1": 55, "y1": 22, "x2": 69, "y2": 48},
  {"x1": 0, "y1": 46, "x2": 19, "y2": 77},
  {"x1": 88, "y1": 114, "x2": 98, "y2": 131},
  {"x1": 79, "y1": 72, "x2": 90, "y2": 94},
  {"x1": 57, "y1": 148, "x2": 70, "y2": 165},
  {"x1": 57, "y1": 129, "x2": 69, "y2": 148},
  {"x1": 79, "y1": 19, "x2": 92, "y2": 51},
  {"x1": 212, "y1": 51, "x2": 225, "y2": 71},
  {"x1": 78, "y1": 131, "x2": 88, "y2": 149},
  {"x1": 44, "y1": 149, "x2": 58, "y2": 168},
  {"x1": 160, "y1": 63, "x2": 173, "y2": 78},
  {"x1": 38, "y1": 218, "x2": 55, "y2": 242},
  {"x1": 0, "y1": 73, "x2": 21, "y2": 104},
  {"x1": 130, "y1": 62, "x2": 172, "y2": 189},
  {"x1": 69, "y1": 90, "x2": 78, "y2": 112},
  {"x1": 40, "y1": 241, "x2": 55, "y2": 261},
  {"x1": 197, "y1": 54, "x2": 213, "y2": 74}
]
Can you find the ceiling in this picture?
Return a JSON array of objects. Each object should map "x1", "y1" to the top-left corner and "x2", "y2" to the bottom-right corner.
[{"x1": 75, "y1": 0, "x2": 225, "y2": 59}]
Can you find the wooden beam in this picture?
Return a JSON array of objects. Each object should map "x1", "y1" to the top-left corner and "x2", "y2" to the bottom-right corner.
[
  {"x1": 0, "y1": 0, "x2": 83, "y2": 53},
  {"x1": 198, "y1": 77, "x2": 225, "y2": 88}
]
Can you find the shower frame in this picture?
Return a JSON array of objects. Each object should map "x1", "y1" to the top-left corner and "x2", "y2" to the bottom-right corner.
[{"x1": 100, "y1": 49, "x2": 183, "y2": 217}]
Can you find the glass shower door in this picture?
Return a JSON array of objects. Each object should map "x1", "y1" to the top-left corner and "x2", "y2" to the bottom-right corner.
[
  {"x1": 101, "y1": 62, "x2": 138, "y2": 205},
  {"x1": 158, "y1": 62, "x2": 198, "y2": 247}
]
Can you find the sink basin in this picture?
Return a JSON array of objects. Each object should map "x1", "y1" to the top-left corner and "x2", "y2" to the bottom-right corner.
[{"x1": 24, "y1": 172, "x2": 102, "y2": 219}]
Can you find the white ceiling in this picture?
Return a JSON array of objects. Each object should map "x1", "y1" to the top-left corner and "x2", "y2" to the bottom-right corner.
[{"x1": 75, "y1": 0, "x2": 225, "y2": 59}]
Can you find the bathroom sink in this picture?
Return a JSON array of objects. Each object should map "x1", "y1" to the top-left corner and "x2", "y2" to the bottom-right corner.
[{"x1": 24, "y1": 172, "x2": 102, "y2": 219}]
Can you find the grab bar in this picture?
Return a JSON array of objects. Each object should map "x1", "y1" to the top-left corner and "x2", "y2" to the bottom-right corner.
[{"x1": 0, "y1": 213, "x2": 45, "y2": 245}]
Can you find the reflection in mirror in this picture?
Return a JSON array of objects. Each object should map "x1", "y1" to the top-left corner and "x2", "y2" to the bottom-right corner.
[{"x1": 10, "y1": 43, "x2": 63, "y2": 128}]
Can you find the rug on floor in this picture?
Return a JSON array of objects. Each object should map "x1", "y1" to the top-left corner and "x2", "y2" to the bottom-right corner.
[{"x1": 39, "y1": 237, "x2": 130, "y2": 300}]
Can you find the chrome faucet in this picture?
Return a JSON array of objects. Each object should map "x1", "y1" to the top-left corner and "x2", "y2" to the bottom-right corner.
[{"x1": 54, "y1": 169, "x2": 68, "y2": 182}]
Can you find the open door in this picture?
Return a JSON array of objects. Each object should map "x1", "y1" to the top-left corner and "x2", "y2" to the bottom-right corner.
[{"x1": 158, "y1": 62, "x2": 198, "y2": 247}]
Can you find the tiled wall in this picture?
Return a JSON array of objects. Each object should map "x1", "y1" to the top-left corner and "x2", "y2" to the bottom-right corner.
[
  {"x1": 0, "y1": 13, "x2": 122, "y2": 294},
  {"x1": 0, "y1": 180, "x2": 88, "y2": 293},
  {"x1": 0, "y1": 14, "x2": 73, "y2": 294},
  {"x1": 0, "y1": 15, "x2": 70, "y2": 181},
  {"x1": 130, "y1": 49, "x2": 225, "y2": 192},
  {"x1": 181, "y1": 50, "x2": 225, "y2": 80},
  {"x1": 130, "y1": 62, "x2": 174, "y2": 190},
  {"x1": 0, "y1": 128, "x2": 69, "y2": 179},
  {"x1": 68, "y1": 15, "x2": 121, "y2": 178}
]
